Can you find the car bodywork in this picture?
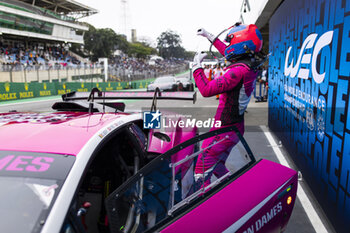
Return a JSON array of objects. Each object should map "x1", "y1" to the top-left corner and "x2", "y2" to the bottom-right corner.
[
  {"x1": 105, "y1": 126, "x2": 298, "y2": 233},
  {"x1": 147, "y1": 76, "x2": 178, "y2": 92},
  {"x1": 175, "y1": 77, "x2": 194, "y2": 91},
  {"x1": 0, "y1": 89, "x2": 298, "y2": 233}
]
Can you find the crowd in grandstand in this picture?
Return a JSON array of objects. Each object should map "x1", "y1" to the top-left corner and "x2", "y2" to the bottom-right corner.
[
  {"x1": 0, "y1": 0, "x2": 187, "y2": 78},
  {"x1": 0, "y1": 44, "x2": 80, "y2": 69},
  {"x1": 106, "y1": 55, "x2": 187, "y2": 81},
  {"x1": 0, "y1": 44, "x2": 187, "y2": 80},
  {"x1": 110, "y1": 55, "x2": 185, "y2": 74}
]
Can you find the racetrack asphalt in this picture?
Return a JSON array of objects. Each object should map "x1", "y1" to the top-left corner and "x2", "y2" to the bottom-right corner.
[{"x1": 0, "y1": 73, "x2": 335, "y2": 233}]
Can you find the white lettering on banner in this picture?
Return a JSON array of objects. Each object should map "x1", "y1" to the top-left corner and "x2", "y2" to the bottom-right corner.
[{"x1": 284, "y1": 31, "x2": 333, "y2": 84}]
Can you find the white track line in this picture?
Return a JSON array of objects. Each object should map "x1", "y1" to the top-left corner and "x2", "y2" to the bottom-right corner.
[
  {"x1": 260, "y1": 125, "x2": 328, "y2": 233},
  {"x1": 0, "y1": 97, "x2": 61, "y2": 107}
]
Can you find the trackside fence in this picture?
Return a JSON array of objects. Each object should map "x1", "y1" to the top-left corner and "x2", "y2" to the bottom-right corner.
[{"x1": 0, "y1": 79, "x2": 155, "y2": 102}]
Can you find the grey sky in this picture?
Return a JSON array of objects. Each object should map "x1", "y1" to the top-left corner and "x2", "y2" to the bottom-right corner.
[{"x1": 81, "y1": 0, "x2": 242, "y2": 51}]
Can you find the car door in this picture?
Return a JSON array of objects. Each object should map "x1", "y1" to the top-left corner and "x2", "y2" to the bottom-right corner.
[
  {"x1": 60, "y1": 122, "x2": 149, "y2": 233},
  {"x1": 105, "y1": 125, "x2": 257, "y2": 233}
]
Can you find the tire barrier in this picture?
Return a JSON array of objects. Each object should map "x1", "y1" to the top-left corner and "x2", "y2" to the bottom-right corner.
[{"x1": 0, "y1": 79, "x2": 155, "y2": 102}]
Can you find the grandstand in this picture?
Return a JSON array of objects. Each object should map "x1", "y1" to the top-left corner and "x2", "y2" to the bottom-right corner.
[
  {"x1": 0, "y1": 0, "x2": 97, "y2": 43},
  {"x1": 0, "y1": 1, "x2": 188, "y2": 84},
  {"x1": 0, "y1": 0, "x2": 97, "y2": 65},
  {"x1": 0, "y1": 0, "x2": 99, "y2": 82}
]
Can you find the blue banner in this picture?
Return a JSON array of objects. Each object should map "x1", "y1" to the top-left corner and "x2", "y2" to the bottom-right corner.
[{"x1": 269, "y1": 0, "x2": 350, "y2": 232}]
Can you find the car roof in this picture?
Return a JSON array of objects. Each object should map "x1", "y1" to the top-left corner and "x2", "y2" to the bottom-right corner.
[
  {"x1": 0, "y1": 112, "x2": 134, "y2": 156},
  {"x1": 156, "y1": 76, "x2": 174, "y2": 80}
]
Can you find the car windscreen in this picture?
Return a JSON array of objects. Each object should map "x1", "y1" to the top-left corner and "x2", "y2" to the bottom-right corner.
[
  {"x1": 106, "y1": 125, "x2": 255, "y2": 233},
  {"x1": 154, "y1": 77, "x2": 174, "y2": 84},
  {"x1": 0, "y1": 151, "x2": 75, "y2": 233}
]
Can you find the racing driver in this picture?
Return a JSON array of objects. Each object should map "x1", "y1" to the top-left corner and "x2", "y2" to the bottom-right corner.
[{"x1": 192, "y1": 23, "x2": 263, "y2": 186}]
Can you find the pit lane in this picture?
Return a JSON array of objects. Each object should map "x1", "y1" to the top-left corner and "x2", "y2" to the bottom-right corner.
[{"x1": 0, "y1": 77, "x2": 334, "y2": 233}]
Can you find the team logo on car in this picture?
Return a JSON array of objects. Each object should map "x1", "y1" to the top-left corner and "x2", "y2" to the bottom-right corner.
[{"x1": 143, "y1": 110, "x2": 161, "y2": 129}]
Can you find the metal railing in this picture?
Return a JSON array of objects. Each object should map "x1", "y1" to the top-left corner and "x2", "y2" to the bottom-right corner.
[
  {"x1": 0, "y1": 62, "x2": 103, "y2": 71},
  {"x1": 108, "y1": 64, "x2": 188, "y2": 82},
  {"x1": 0, "y1": 63, "x2": 189, "y2": 83}
]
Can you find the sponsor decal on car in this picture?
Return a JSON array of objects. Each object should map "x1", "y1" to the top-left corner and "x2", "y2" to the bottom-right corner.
[
  {"x1": 0, "y1": 151, "x2": 75, "y2": 183},
  {"x1": 0, "y1": 113, "x2": 72, "y2": 124},
  {"x1": 242, "y1": 202, "x2": 282, "y2": 233},
  {"x1": 0, "y1": 155, "x2": 54, "y2": 172},
  {"x1": 98, "y1": 120, "x2": 125, "y2": 139}
]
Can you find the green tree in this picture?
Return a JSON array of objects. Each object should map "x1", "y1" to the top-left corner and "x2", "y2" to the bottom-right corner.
[
  {"x1": 84, "y1": 25, "x2": 128, "y2": 61},
  {"x1": 157, "y1": 30, "x2": 185, "y2": 59},
  {"x1": 127, "y1": 42, "x2": 156, "y2": 59},
  {"x1": 184, "y1": 51, "x2": 196, "y2": 60},
  {"x1": 114, "y1": 34, "x2": 129, "y2": 53}
]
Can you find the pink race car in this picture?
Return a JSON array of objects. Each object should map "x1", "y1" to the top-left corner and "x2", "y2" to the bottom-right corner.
[{"x1": 0, "y1": 88, "x2": 297, "y2": 233}]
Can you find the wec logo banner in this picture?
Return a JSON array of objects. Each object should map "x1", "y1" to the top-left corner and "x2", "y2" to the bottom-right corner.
[{"x1": 284, "y1": 30, "x2": 333, "y2": 84}]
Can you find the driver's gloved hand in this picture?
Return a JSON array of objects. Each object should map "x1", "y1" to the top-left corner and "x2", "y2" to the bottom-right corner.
[
  {"x1": 192, "y1": 51, "x2": 207, "y2": 73},
  {"x1": 197, "y1": 28, "x2": 216, "y2": 42},
  {"x1": 193, "y1": 173, "x2": 211, "y2": 191}
]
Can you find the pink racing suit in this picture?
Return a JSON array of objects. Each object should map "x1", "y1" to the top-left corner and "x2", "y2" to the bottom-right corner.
[{"x1": 193, "y1": 38, "x2": 258, "y2": 182}]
